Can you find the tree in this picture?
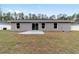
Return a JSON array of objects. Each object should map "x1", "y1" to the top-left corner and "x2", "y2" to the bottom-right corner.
[
  {"x1": 66, "y1": 16, "x2": 72, "y2": 20},
  {"x1": 49, "y1": 15, "x2": 56, "y2": 20},
  {"x1": 43, "y1": 14, "x2": 48, "y2": 20},
  {"x1": 0, "y1": 8, "x2": 2, "y2": 21},
  {"x1": 13, "y1": 12, "x2": 18, "y2": 20},
  {"x1": 18, "y1": 12, "x2": 24, "y2": 20},
  {"x1": 72, "y1": 13, "x2": 79, "y2": 20},
  {"x1": 37, "y1": 14, "x2": 41, "y2": 19},
  {"x1": 41, "y1": 14, "x2": 44, "y2": 20},
  {"x1": 76, "y1": 13, "x2": 79, "y2": 19},
  {"x1": 37, "y1": 14, "x2": 43, "y2": 20},
  {"x1": 28, "y1": 13, "x2": 32, "y2": 20},
  {"x1": 3, "y1": 12, "x2": 14, "y2": 21},
  {"x1": 32, "y1": 14, "x2": 37, "y2": 20},
  {"x1": 2, "y1": 13, "x2": 6, "y2": 21},
  {"x1": 24, "y1": 15, "x2": 28, "y2": 20},
  {"x1": 57, "y1": 14, "x2": 67, "y2": 20}
]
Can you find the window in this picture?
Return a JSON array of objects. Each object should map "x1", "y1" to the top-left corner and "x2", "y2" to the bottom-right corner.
[
  {"x1": 3, "y1": 28, "x2": 7, "y2": 30},
  {"x1": 32, "y1": 23, "x2": 38, "y2": 30},
  {"x1": 16, "y1": 23, "x2": 20, "y2": 29},
  {"x1": 36, "y1": 23, "x2": 38, "y2": 30},
  {"x1": 32, "y1": 23, "x2": 35, "y2": 30},
  {"x1": 42, "y1": 23, "x2": 45, "y2": 29},
  {"x1": 54, "y1": 23, "x2": 57, "y2": 29}
]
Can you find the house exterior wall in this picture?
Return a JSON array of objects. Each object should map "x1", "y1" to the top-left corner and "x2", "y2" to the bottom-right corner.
[
  {"x1": 39, "y1": 23, "x2": 71, "y2": 31},
  {"x1": 11, "y1": 23, "x2": 32, "y2": 31},
  {"x1": 57, "y1": 23, "x2": 71, "y2": 31},
  {"x1": 0, "y1": 23, "x2": 11, "y2": 30},
  {"x1": 11, "y1": 22, "x2": 71, "y2": 31}
]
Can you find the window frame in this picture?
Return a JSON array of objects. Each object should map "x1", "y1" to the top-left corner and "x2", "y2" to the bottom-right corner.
[
  {"x1": 16, "y1": 23, "x2": 20, "y2": 29},
  {"x1": 42, "y1": 23, "x2": 45, "y2": 29},
  {"x1": 54, "y1": 22, "x2": 57, "y2": 29}
]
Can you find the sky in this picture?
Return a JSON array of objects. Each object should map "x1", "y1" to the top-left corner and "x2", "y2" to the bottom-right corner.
[{"x1": 0, "y1": 4, "x2": 79, "y2": 16}]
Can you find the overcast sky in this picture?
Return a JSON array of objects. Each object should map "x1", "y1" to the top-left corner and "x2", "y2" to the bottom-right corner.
[{"x1": 0, "y1": 4, "x2": 79, "y2": 16}]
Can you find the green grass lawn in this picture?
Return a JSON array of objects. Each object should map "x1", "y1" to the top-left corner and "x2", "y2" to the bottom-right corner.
[{"x1": 0, "y1": 30, "x2": 79, "y2": 54}]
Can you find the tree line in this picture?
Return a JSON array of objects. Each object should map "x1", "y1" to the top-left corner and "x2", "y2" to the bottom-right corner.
[{"x1": 0, "y1": 10, "x2": 79, "y2": 21}]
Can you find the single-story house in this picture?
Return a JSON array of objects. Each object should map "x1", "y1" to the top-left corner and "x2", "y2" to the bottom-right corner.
[
  {"x1": 8, "y1": 20, "x2": 78, "y2": 32},
  {"x1": 0, "y1": 22, "x2": 11, "y2": 30}
]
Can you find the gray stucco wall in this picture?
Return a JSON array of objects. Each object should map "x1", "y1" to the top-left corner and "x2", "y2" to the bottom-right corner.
[
  {"x1": 11, "y1": 22, "x2": 71, "y2": 31},
  {"x1": 57, "y1": 23, "x2": 71, "y2": 31},
  {"x1": 39, "y1": 23, "x2": 71, "y2": 31},
  {"x1": 11, "y1": 23, "x2": 32, "y2": 31}
]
